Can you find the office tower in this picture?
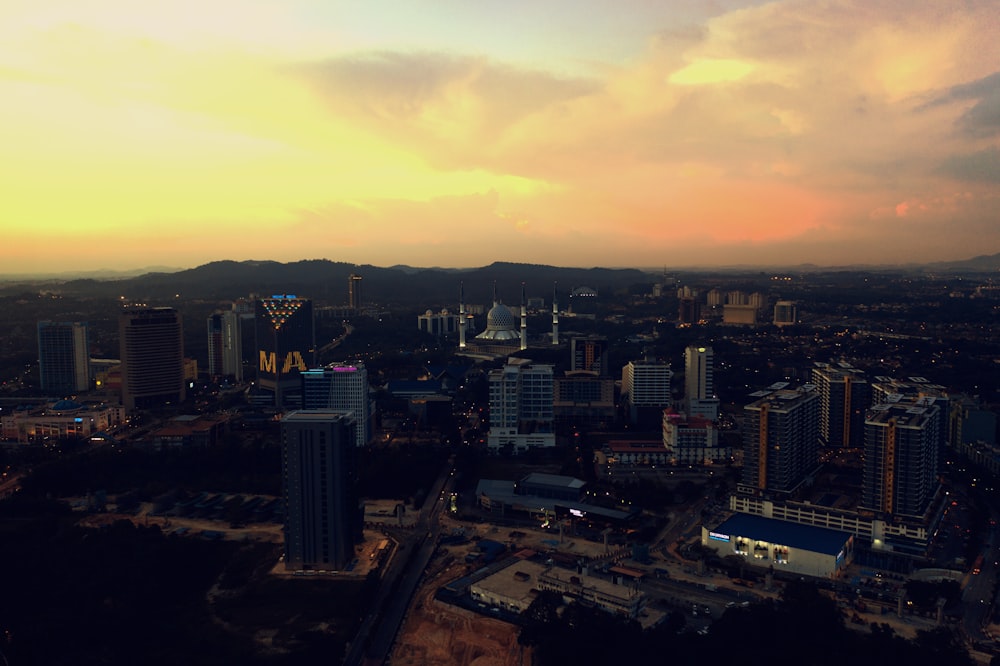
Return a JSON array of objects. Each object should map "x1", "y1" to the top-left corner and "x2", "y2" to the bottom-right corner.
[
  {"x1": 773, "y1": 300, "x2": 797, "y2": 327},
  {"x1": 120, "y1": 307, "x2": 185, "y2": 410},
  {"x1": 621, "y1": 358, "x2": 673, "y2": 426},
  {"x1": 678, "y1": 297, "x2": 697, "y2": 324},
  {"x1": 684, "y1": 345, "x2": 720, "y2": 420},
  {"x1": 208, "y1": 310, "x2": 244, "y2": 380},
  {"x1": 862, "y1": 398, "x2": 940, "y2": 518},
  {"x1": 37, "y1": 321, "x2": 89, "y2": 395},
  {"x1": 255, "y1": 295, "x2": 315, "y2": 408},
  {"x1": 486, "y1": 360, "x2": 555, "y2": 453},
  {"x1": 811, "y1": 362, "x2": 870, "y2": 450},
  {"x1": 348, "y1": 273, "x2": 363, "y2": 310},
  {"x1": 570, "y1": 336, "x2": 609, "y2": 376},
  {"x1": 281, "y1": 410, "x2": 359, "y2": 571},
  {"x1": 741, "y1": 384, "x2": 820, "y2": 496},
  {"x1": 553, "y1": 372, "x2": 615, "y2": 428},
  {"x1": 301, "y1": 363, "x2": 372, "y2": 447}
]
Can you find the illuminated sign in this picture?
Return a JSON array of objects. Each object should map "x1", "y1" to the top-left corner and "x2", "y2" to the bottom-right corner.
[
  {"x1": 259, "y1": 351, "x2": 308, "y2": 374},
  {"x1": 570, "y1": 509, "x2": 585, "y2": 517},
  {"x1": 708, "y1": 531, "x2": 730, "y2": 542}
]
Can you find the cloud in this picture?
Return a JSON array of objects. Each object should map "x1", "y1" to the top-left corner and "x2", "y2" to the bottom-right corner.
[{"x1": 939, "y1": 148, "x2": 1000, "y2": 183}]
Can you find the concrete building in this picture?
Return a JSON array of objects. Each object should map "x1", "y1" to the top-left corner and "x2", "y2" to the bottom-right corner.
[
  {"x1": 570, "y1": 336, "x2": 609, "y2": 376},
  {"x1": 538, "y1": 567, "x2": 646, "y2": 620},
  {"x1": 740, "y1": 383, "x2": 820, "y2": 497},
  {"x1": 486, "y1": 359, "x2": 555, "y2": 454},
  {"x1": 347, "y1": 273, "x2": 363, "y2": 310},
  {"x1": 37, "y1": 321, "x2": 90, "y2": 395},
  {"x1": 1, "y1": 400, "x2": 124, "y2": 442},
  {"x1": 684, "y1": 345, "x2": 720, "y2": 420},
  {"x1": 862, "y1": 398, "x2": 941, "y2": 520},
  {"x1": 621, "y1": 358, "x2": 673, "y2": 427},
  {"x1": 255, "y1": 295, "x2": 315, "y2": 408},
  {"x1": 553, "y1": 371, "x2": 615, "y2": 428},
  {"x1": 662, "y1": 410, "x2": 727, "y2": 465},
  {"x1": 723, "y1": 304, "x2": 759, "y2": 326},
  {"x1": 417, "y1": 309, "x2": 460, "y2": 336},
  {"x1": 811, "y1": 362, "x2": 870, "y2": 450},
  {"x1": 773, "y1": 300, "x2": 798, "y2": 327},
  {"x1": 703, "y1": 513, "x2": 853, "y2": 579},
  {"x1": 206, "y1": 310, "x2": 243, "y2": 381},
  {"x1": 301, "y1": 363, "x2": 373, "y2": 447},
  {"x1": 281, "y1": 410, "x2": 359, "y2": 571},
  {"x1": 119, "y1": 307, "x2": 185, "y2": 410}
]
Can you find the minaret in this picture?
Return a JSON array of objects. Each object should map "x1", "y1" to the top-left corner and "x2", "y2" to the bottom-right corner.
[
  {"x1": 551, "y1": 281, "x2": 559, "y2": 345},
  {"x1": 520, "y1": 282, "x2": 528, "y2": 351},
  {"x1": 458, "y1": 281, "x2": 467, "y2": 349}
]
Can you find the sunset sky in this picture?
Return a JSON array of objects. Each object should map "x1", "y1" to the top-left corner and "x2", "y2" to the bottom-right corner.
[{"x1": 3, "y1": 0, "x2": 999, "y2": 274}]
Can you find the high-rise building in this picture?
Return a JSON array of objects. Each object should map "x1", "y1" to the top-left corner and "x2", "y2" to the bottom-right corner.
[
  {"x1": 773, "y1": 300, "x2": 798, "y2": 327},
  {"x1": 678, "y1": 297, "x2": 697, "y2": 324},
  {"x1": 120, "y1": 307, "x2": 185, "y2": 410},
  {"x1": 37, "y1": 321, "x2": 90, "y2": 395},
  {"x1": 684, "y1": 345, "x2": 719, "y2": 420},
  {"x1": 255, "y1": 295, "x2": 315, "y2": 408},
  {"x1": 811, "y1": 362, "x2": 870, "y2": 450},
  {"x1": 862, "y1": 398, "x2": 940, "y2": 519},
  {"x1": 301, "y1": 363, "x2": 372, "y2": 447},
  {"x1": 207, "y1": 313, "x2": 224, "y2": 378},
  {"x1": 871, "y1": 376, "x2": 951, "y2": 458},
  {"x1": 207, "y1": 310, "x2": 244, "y2": 381},
  {"x1": 487, "y1": 359, "x2": 555, "y2": 453},
  {"x1": 570, "y1": 336, "x2": 609, "y2": 376},
  {"x1": 281, "y1": 410, "x2": 359, "y2": 571},
  {"x1": 740, "y1": 384, "x2": 820, "y2": 496},
  {"x1": 621, "y1": 358, "x2": 673, "y2": 426},
  {"x1": 348, "y1": 273, "x2": 363, "y2": 310}
]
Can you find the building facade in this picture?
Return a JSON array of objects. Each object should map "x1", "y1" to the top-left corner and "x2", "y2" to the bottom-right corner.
[
  {"x1": 487, "y1": 359, "x2": 555, "y2": 453},
  {"x1": 37, "y1": 321, "x2": 90, "y2": 395},
  {"x1": 281, "y1": 410, "x2": 359, "y2": 571},
  {"x1": 119, "y1": 307, "x2": 185, "y2": 410},
  {"x1": 621, "y1": 359, "x2": 673, "y2": 426},
  {"x1": 684, "y1": 345, "x2": 720, "y2": 420},
  {"x1": 662, "y1": 410, "x2": 726, "y2": 464},
  {"x1": 255, "y1": 295, "x2": 315, "y2": 408},
  {"x1": 570, "y1": 336, "x2": 610, "y2": 376},
  {"x1": 301, "y1": 363, "x2": 372, "y2": 447},
  {"x1": 811, "y1": 362, "x2": 870, "y2": 450},
  {"x1": 862, "y1": 398, "x2": 940, "y2": 519},
  {"x1": 740, "y1": 384, "x2": 820, "y2": 496}
]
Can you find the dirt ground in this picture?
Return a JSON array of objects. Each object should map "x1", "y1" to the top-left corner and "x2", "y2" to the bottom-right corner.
[{"x1": 391, "y1": 559, "x2": 529, "y2": 666}]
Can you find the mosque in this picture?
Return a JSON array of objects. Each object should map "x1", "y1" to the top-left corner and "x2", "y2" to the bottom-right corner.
[{"x1": 458, "y1": 282, "x2": 560, "y2": 359}]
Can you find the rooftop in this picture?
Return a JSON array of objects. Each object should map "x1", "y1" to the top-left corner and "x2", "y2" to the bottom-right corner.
[{"x1": 712, "y1": 513, "x2": 852, "y2": 556}]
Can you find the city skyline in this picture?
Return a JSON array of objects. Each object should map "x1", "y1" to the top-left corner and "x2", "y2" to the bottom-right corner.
[{"x1": 4, "y1": 0, "x2": 999, "y2": 274}]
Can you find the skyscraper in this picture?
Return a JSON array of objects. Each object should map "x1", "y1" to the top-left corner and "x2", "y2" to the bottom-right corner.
[
  {"x1": 255, "y1": 295, "x2": 314, "y2": 408},
  {"x1": 37, "y1": 321, "x2": 89, "y2": 395},
  {"x1": 621, "y1": 358, "x2": 673, "y2": 426},
  {"x1": 773, "y1": 300, "x2": 798, "y2": 327},
  {"x1": 811, "y1": 362, "x2": 870, "y2": 450},
  {"x1": 301, "y1": 363, "x2": 372, "y2": 447},
  {"x1": 862, "y1": 398, "x2": 940, "y2": 518},
  {"x1": 684, "y1": 345, "x2": 719, "y2": 420},
  {"x1": 487, "y1": 359, "x2": 555, "y2": 453},
  {"x1": 570, "y1": 336, "x2": 609, "y2": 376},
  {"x1": 281, "y1": 410, "x2": 359, "y2": 571},
  {"x1": 207, "y1": 311, "x2": 243, "y2": 380},
  {"x1": 348, "y1": 273, "x2": 363, "y2": 310},
  {"x1": 120, "y1": 307, "x2": 185, "y2": 410},
  {"x1": 741, "y1": 384, "x2": 820, "y2": 496}
]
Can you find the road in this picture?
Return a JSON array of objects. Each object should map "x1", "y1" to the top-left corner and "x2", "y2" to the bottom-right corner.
[{"x1": 342, "y1": 459, "x2": 454, "y2": 666}]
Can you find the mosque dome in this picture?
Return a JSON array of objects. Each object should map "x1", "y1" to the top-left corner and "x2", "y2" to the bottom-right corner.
[{"x1": 475, "y1": 302, "x2": 521, "y2": 341}]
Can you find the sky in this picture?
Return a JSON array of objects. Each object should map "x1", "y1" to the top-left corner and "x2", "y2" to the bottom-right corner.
[{"x1": 2, "y1": 0, "x2": 999, "y2": 274}]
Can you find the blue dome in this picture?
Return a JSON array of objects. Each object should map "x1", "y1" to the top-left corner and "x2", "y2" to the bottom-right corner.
[{"x1": 51, "y1": 399, "x2": 83, "y2": 411}]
